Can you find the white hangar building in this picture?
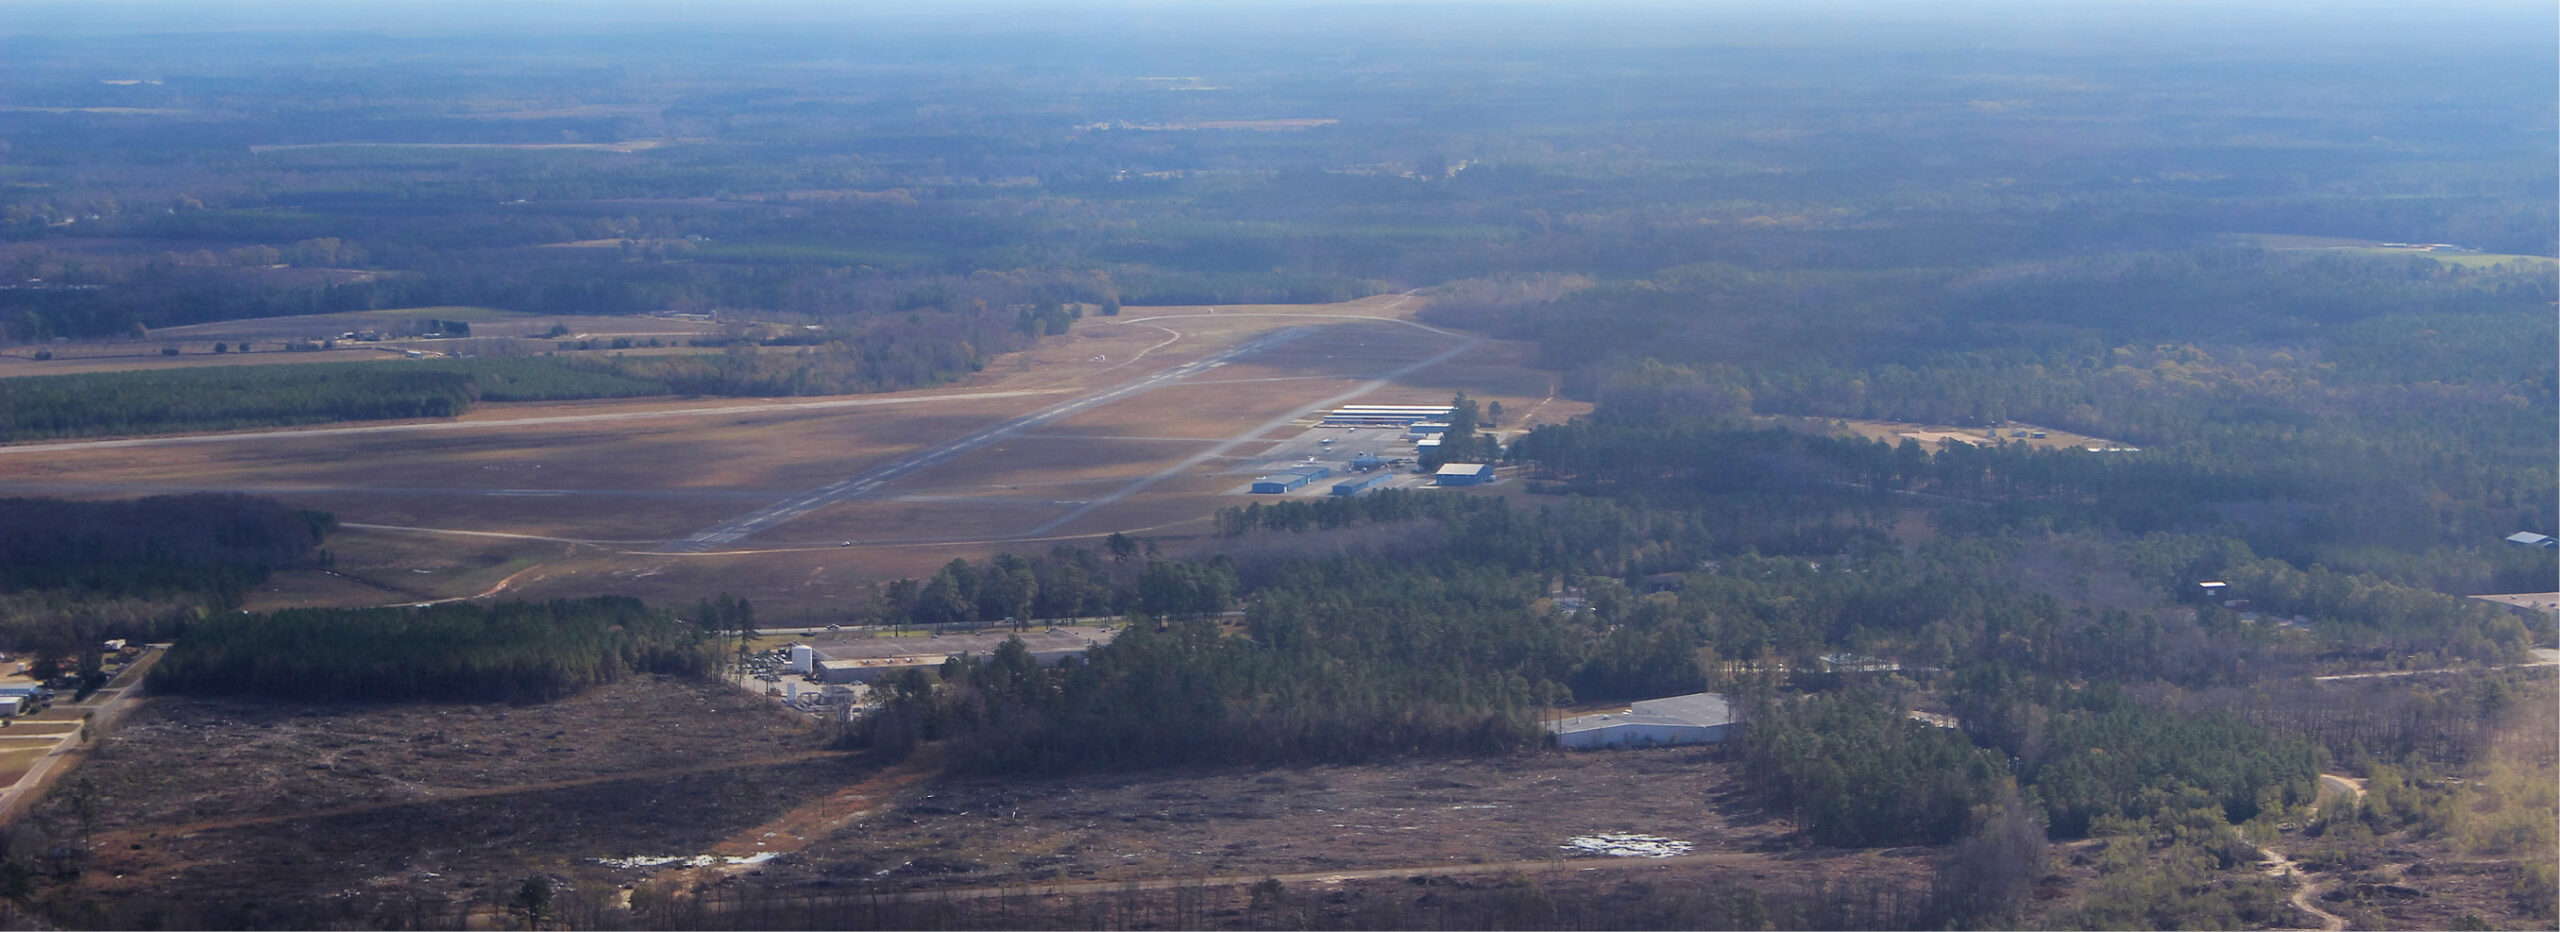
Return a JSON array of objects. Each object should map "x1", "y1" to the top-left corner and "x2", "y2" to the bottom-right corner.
[{"x1": 1549, "y1": 692, "x2": 1740, "y2": 750}]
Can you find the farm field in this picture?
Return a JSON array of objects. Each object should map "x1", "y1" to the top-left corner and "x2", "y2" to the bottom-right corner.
[{"x1": 0, "y1": 295, "x2": 1574, "y2": 616}]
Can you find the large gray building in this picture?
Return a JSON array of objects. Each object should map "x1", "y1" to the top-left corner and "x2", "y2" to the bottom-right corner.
[
  {"x1": 806, "y1": 626, "x2": 1111, "y2": 684},
  {"x1": 1549, "y1": 692, "x2": 1740, "y2": 750}
]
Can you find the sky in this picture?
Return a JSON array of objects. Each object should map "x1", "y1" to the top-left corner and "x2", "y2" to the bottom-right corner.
[{"x1": 0, "y1": 0, "x2": 2550, "y2": 60}]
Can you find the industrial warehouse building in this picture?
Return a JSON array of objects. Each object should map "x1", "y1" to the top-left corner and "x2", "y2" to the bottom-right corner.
[
  {"x1": 1434, "y1": 463, "x2": 1494, "y2": 486},
  {"x1": 1251, "y1": 464, "x2": 1333, "y2": 493},
  {"x1": 1331, "y1": 472, "x2": 1391, "y2": 495},
  {"x1": 1319, "y1": 404, "x2": 1454, "y2": 427},
  {"x1": 1550, "y1": 692, "x2": 1740, "y2": 749},
  {"x1": 804, "y1": 627, "x2": 1112, "y2": 684}
]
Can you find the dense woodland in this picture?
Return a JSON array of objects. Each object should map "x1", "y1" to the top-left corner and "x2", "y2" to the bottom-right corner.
[
  {"x1": 0, "y1": 2, "x2": 2552, "y2": 929},
  {"x1": 0, "y1": 493, "x2": 331, "y2": 706},
  {"x1": 1458, "y1": 250, "x2": 2559, "y2": 594},
  {"x1": 0, "y1": 494, "x2": 331, "y2": 600},
  {"x1": 148, "y1": 597, "x2": 718, "y2": 704}
]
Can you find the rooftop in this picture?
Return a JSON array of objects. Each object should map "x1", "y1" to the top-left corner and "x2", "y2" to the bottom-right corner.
[
  {"x1": 1552, "y1": 692, "x2": 1735, "y2": 734},
  {"x1": 2471, "y1": 592, "x2": 2560, "y2": 613},
  {"x1": 807, "y1": 625, "x2": 1112, "y2": 664}
]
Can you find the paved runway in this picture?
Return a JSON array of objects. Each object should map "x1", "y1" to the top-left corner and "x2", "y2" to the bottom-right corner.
[{"x1": 662, "y1": 328, "x2": 1310, "y2": 551}]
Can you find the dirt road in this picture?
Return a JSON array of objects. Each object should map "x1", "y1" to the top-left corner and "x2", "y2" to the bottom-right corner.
[
  {"x1": 0, "y1": 649, "x2": 163, "y2": 826},
  {"x1": 2260, "y1": 843, "x2": 2349, "y2": 931}
]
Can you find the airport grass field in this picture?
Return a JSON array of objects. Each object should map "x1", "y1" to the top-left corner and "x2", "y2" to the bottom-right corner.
[{"x1": 0, "y1": 295, "x2": 1581, "y2": 617}]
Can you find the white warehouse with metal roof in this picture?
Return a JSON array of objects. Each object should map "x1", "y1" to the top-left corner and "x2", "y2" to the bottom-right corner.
[
  {"x1": 1320, "y1": 404, "x2": 1455, "y2": 427},
  {"x1": 1549, "y1": 692, "x2": 1740, "y2": 750}
]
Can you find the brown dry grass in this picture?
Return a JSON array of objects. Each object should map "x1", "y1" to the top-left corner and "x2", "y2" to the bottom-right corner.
[
  {"x1": 0, "y1": 746, "x2": 47, "y2": 786},
  {"x1": 71, "y1": 677, "x2": 815, "y2": 833},
  {"x1": 762, "y1": 747, "x2": 1792, "y2": 893},
  {"x1": 32, "y1": 675, "x2": 1893, "y2": 928},
  {"x1": 0, "y1": 295, "x2": 1559, "y2": 616},
  {"x1": 28, "y1": 678, "x2": 855, "y2": 925}
]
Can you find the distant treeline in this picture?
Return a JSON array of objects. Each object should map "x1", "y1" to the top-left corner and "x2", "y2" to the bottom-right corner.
[
  {"x1": 0, "y1": 330, "x2": 1024, "y2": 441},
  {"x1": 0, "y1": 493, "x2": 332, "y2": 601},
  {"x1": 1511, "y1": 415, "x2": 2558, "y2": 596},
  {"x1": 0, "y1": 364, "x2": 478, "y2": 442},
  {"x1": 1436, "y1": 250, "x2": 2557, "y2": 592},
  {"x1": 1108, "y1": 269, "x2": 1383, "y2": 306},
  {"x1": 0, "y1": 494, "x2": 331, "y2": 684},
  {"x1": 149, "y1": 597, "x2": 718, "y2": 704}
]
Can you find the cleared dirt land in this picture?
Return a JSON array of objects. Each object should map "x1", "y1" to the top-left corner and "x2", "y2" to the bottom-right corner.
[
  {"x1": 0, "y1": 295, "x2": 1582, "y2": 616},
  {"x1": 44, "y1": 676, "x2": 851, "y2": 921},
  {"x1": 764, "y1": 749, "x2": 1793, "y2": 892},
  {"x1": 40, "y1": 684, "x2": 1901, "y2": 929}
]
